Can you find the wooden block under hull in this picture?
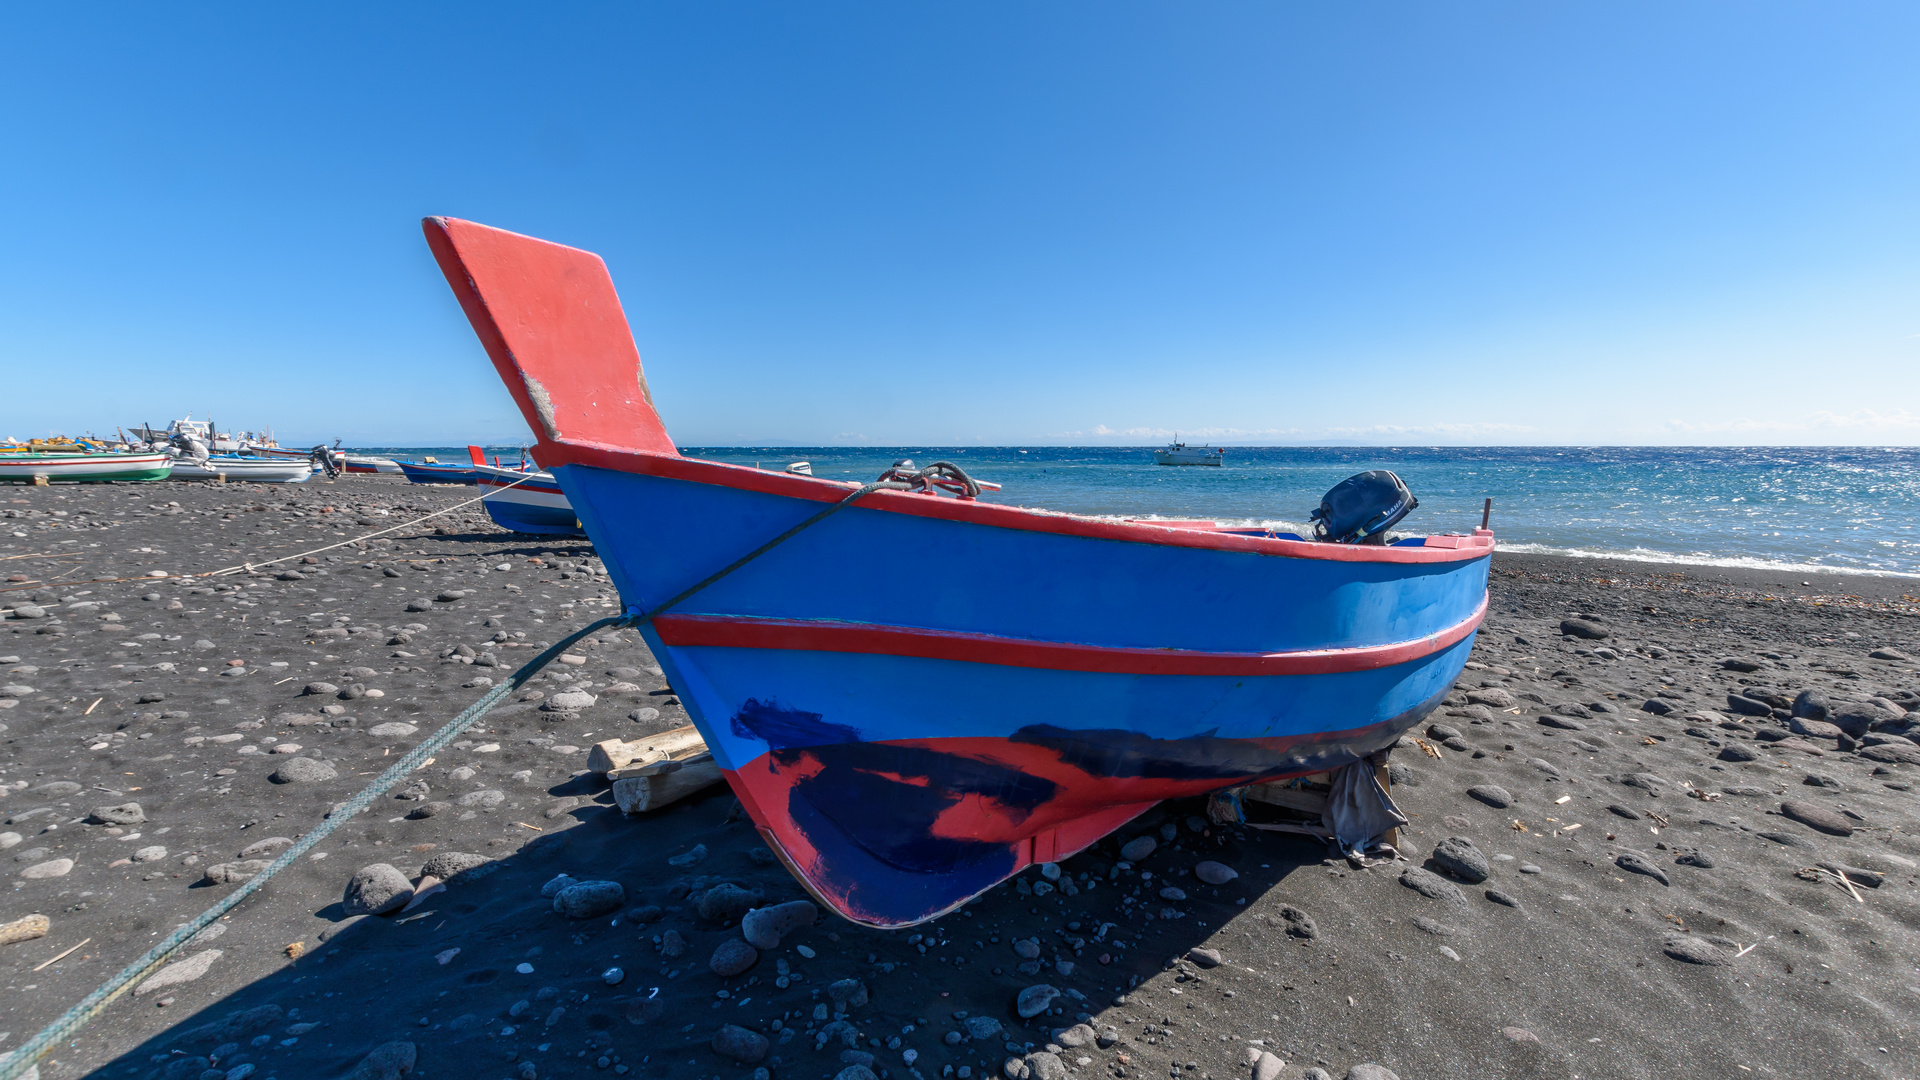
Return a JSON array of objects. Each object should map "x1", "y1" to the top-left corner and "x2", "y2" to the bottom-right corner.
[
  {"x1": 612, "y1": 758, "x2": 725, "y2": 813},
  {"x1": 587, "y1": 724, "x2": 706, "y2": 773}
]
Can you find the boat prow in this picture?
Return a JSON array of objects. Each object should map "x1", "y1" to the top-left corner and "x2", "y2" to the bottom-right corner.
[{"x1": 423, "y1": 217, "x2": 1493, "y2": 927}]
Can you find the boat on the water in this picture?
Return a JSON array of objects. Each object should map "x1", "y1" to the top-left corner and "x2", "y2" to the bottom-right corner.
[
  {"x1": 399, "y1": 445, "x2": 528, "y2": 485},
  {"x1": 0, "y1": 451, "x2": 172, "y2": 484},
  {"x1": 1154, "y1": 438, "x2": 1225, "y2": 466},
  {"x1": 424, "y1": 217, "x2": 1494, "y2": 928},
  {"x1": 168, "y1": 455, "x2": 314, "y2": 484},
  {"x1": 473, "y1": 464, "x2": 582, "y2": 534}
]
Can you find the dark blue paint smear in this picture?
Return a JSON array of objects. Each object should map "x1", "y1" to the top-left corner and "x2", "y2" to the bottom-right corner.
[{"x1": 731, "y1": 697, "x2": 863, "y2": 750}]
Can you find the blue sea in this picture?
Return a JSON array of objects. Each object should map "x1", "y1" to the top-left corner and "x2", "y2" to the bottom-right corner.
[{"x1": 353, "y1": 446, "x2": 1920, "y2": 578}]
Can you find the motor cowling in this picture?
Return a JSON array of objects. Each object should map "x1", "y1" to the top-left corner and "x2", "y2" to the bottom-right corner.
[{"x1": 1309, "y1": 470, "x2": 1418, "y2": 544}]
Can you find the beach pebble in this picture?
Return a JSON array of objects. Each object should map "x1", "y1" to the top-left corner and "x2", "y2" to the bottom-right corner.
[
  {"x1": 1346, "y1": 1066, "x2": 1401, "y2": 1080},
  {"x1": 133, "y1": 949, "x2": 222, "y2": 995},
  {"x1": 1426, "y1": 723, "x2": 1462, "y2": 741},
  {"x1": 20, "y1": 858, "x2": 73, "y2": 880},
  {"x1": 86, "y1": 802, "x2": 145, "y2": 825},
  {"x1": 1485, "y1": 888, "x2": 1522, "y2": 909},
  {"x1": 1869, "y1": 647, "x2": 1911, "y2": 661},
  {"x1": 1465, "y1": 688, "x2": 1514, "y2": 708},
  {"x1": 0, "y1": 833, "x2": 19, "y2": 850},
  {"x1": 347, "y1": 1040, "x2": 416, "y2": 1080},
  {"x1": 1559, "y1": 618, "x2": 1608, "y2": 640},
  {"x1": 302, "y1": 682, "x2": 339, "y2": 697},
  {"x1": 965, "y1": 1016, "x2": 1004, "y2": 1040},
  {"x1": 542, "y1": 690, "x2": 597, "y2": 711},
  {"x1": 1400, "y1": 867, "x2": 1466, "y2": 905},
  {"x1": 342, "y1": 863, "x2": 414, "y2": 915},
  {"x1": 699, "y1": 882, "x2": 759, "y2": 924},
  {"x1": 1186, "y1": 947, "x2": 1222, "y2": 968},
  {"x1": 1641, "y1": 699, "x2": 1676, "y2": 715},
  {"x1": 1759, "y1": 830, "x2": 1817, "y2": 849},
  {"x1": 668, "y1": 844, "x2": 710, "y2": 868},
  {"x1": 1194, "y1": 860, "x2": 1237, "y2": 884},
  {"x1": 1537, "y1": 715, "x2": 1585, "y2": 730},
  {"x1": 454, "y1": 789, "x2": 505, "y2": 811},
  {"x1": 1274, "y1": 905, "x2": 1318, "y2": 939},
  {"x1": 1717, "y1": 743, "x2": 1761, "y2": 762},
  {"x1": 1021, "y1": 1052, "x2": 1068, "y2": 1080},
  {"x1": 1662, "y1": 935, "x2": 1732, "y2": 966},
  {"x1": 828, "y1": 977, "x2": 871, "y2": 1010},
  {"x1": 1054, "y1": 1023, "x2": 1096, "y2": 1048},
  {"x1": 713, "y1": 1024, "x2": 771, "y2": 1064},
  {"x1": 131, "y1": 844, "x2": 168, "y2": 862},
  {"x1": 1675, "y1": 850, "x2": 1716, "y2": 869},
  {"x1": 1466, "y1": 785, "x2": 1512, "y2": 809},
  {"x1": 367, "y1": 722, "x2": 418, "y2": 738},
  {"x1": 711, "y1": 937, "x2": 760, "y2": 977},
  {"x1": 1016, "y1": 983, "x2": 1060, "y2": 1018},
  {"x1": 1431, "y1": 836, "x2": 1491, "y2": 883},
  {"x1": 1119, "y1": 835, "x2": 1157, "y2": 862},
  {"x1": 270, "y1": 758, "x2": 337, "y2": 784},
  {"x1": 421, "y1": 851, "x2": 492, "y2": 881},
  {"x1": 838, "y1": 1068, "x2": 880, "y2": 1080},
  {"x1": 1615, "y1": 851, "x2": 1671, "y2": 885},
  {"x1": 1013, "y1": 938, "x2": 1042, "y2": 959},
  {"x1": 203, "y1": 860, "x2": 270, "y2": 885},
  {"x1": 405, "y1": 801, "x2": 449, "y2": 820},
  {"x1": 1781, "y1": 799, "x2": 1854, "y2": 836},
  {"x1": 553, "y1": 880, "x2": 624, "y2": 918},
  {"x1": 742, "y1": 900, "x2": 818, "y2": 949},
  {"x1": 660, "y1": 929, "x2": 687, "y2": 958}
]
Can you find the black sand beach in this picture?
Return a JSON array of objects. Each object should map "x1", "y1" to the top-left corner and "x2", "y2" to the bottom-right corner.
[{"x1": 2, "y1": 476, "x2": 1918, "y2": 1080}]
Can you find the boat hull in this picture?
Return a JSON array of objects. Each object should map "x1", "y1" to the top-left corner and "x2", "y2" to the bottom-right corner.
[
  {"x1": 397, "y1": 461, "x2": 482, "y2": 485},
  {"x1": 421, "y1": 214, "x2": 1495, "y2": 928},
  {"x1": 475, "y1": 467, "x2": 581, "y2": 534},
  {"x1": 169, "y1": 458, "x2": 314, "y2": 483},
  {"x1": 0, "y1": 453, "x2": 172, "y2": 484},
  {"x1": 558, "y1": 460, "x2": 1486, "y2": 925}
]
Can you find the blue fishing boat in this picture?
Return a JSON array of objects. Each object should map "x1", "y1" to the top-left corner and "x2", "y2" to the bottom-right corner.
[
  {"x1": 424, "y1": 217, "x2": 1494, "y2": 928},
  {"x1": 397, "y1": 461, "x2": 481, "y2": 485},
  {"x1": 474, "y1": 464, "x2": 582, "y2": 535}
]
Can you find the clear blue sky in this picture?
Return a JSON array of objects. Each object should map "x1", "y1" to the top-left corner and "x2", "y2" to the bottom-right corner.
[{"x1": 4, "y1": 4, "x2": 1917, "y2": 447}]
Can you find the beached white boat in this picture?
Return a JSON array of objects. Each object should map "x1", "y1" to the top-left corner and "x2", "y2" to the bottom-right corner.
[
  {"x1": 341, "y1": 454, "x2": 403, "y2": 474},
  {"x1": 168, "y1": 456, "x2": 314, "y2": 483},
  {"x1": 1154, "y1": 439, "x2": 1225, "y2": 466},
  {"x1": 0, "y1": 451, "x2": 172, "y2": 484}
]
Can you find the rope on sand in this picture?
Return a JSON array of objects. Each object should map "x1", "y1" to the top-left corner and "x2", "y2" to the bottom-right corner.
[
  {"x1": 0, "y1": 473, "x2": 909, "y2": 1078},
  {"x1": 0, "y1": 612, "x2": 633, "y2": 1080},
  {"x1": 0, "y1": 474, "x2": 536, "y2": 596}
]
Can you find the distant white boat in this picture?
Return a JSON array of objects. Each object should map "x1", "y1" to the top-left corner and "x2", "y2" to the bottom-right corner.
[
  {"x1": 169, "y1": 455, "x2": 314, "y2": 484},
  {"x1": 1154, "y1": 439, "x2": 1224, "y2": 466}
]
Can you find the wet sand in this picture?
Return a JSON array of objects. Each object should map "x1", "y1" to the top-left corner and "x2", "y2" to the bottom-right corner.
[{"x1": 2, "y1": 475, "x2": 1918, "y2": 1080}]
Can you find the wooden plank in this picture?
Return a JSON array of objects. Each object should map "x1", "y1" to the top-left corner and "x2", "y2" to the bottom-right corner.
[
  {"x1": 1242, "y1": 781, "x2": 1330, "y2": 816},
  {"x1": 608, "y1": 750, "x2": 713, "y2": 781},
  {"x1": 612, "y1": 758, "x2": 725, "y2": 813},
  {"x1": 587, "y1": 724, "x2": 706, "y2": 773}
]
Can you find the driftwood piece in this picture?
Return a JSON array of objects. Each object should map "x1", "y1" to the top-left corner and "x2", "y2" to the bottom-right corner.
[
  {"x1": 613, "y1": 757, "x2": 725, "y2": 813},
  {"x1": 587, "y1": 724, "x2": 707, "y2": 774},
  {"x1": 1242, "y1": 781, "x2": 1331, "y2": 816}
]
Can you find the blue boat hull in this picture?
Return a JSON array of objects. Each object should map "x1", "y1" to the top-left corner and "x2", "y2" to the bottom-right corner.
[{"x1": 421, "y1": 215, "x2": 1496, "y2": 927}]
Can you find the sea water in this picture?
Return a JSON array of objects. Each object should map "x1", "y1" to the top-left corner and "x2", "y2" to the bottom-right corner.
[{"x1": 357, "y1": 445, "x2": 1920, "y2": 578}]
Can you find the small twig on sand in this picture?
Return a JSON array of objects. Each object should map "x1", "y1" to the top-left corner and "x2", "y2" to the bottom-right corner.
[
  {"x1": 33, "y1": 938, "x2": 90, "y2": 972},
  {"x1": 83, "y1": 698, "x2": 101, "y2": 716}
]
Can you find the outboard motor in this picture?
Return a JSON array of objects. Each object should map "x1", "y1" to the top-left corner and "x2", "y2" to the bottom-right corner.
[
  {"x1": 1310, "y1": 470, "x2": 1418, "y2": 544},
  {"x1": 311, "y1": 445, "x2": 341, "y2": 479}
]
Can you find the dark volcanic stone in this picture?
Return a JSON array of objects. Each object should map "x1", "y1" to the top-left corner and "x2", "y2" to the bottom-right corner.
[
  {"x1": 271, "y1": 757, "x2": 337, "y2": 784},
  {"x1": 1538, "y1": 715, "x2": 1585, "y2": 730},
  {"x1": 1726, "y1": 694, "x2": 1773, "y2": 717},
  {"x1": 1606, "y1": 804, "x2": 1642, "y2": 820},
  {"x1": 1720, "y1": 658, "x2": 1763, "y2": 673},
  {"x1": 1759, "y1": 830, "x2": 1817, "y2": 850},
  {"x1": 712, "y1": 1024, "x2": 770, "y2": 1064},
  {"x1": 1466, "y1": 785, "x2": 1512, "y2": 809},
  {"x1": 710, "y1": 938, "x2": 760, "y2": 977},
  {"x1": 1431, "y1": 836, "x2": 1491, "y2": 883},
  {"x1": 1792, "y1": 690, "x2": 1831, "y2": 721},
  {"x1": 1641, "y1": 699, "x2": 1677, "y2": 716},
  {"x1": 1560, "y1": 619, "x2": 1608, "y2": 640},
  {"x1": 1663, "y1": 936, "x2": 1731, "y2": 966},
  {"x1": 1718, "y1": 743, "x2": 1761, "y2": 763},
  {"x1": 1675, "y1": 850, "x2": 1716, "y2": 869},
  {"x1": 1273, "y1": 905, "x2": 1318, "y2": 939},
  {"x1": 1859, "y1": 741, "x2": 1920, "y2": 766},
  {"x1": 1615, "y1": 851, "x2": 1671, "y2": 885},
  {"x1": 1399, "y1": 866, "x2": 1466, "y2": 905},
  {"x1": 1780, "y1": 800, "x2": 1854, "y2": 837}
]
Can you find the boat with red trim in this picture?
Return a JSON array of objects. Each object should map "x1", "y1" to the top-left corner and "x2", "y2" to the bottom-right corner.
[
  {"x1": 422, "y1": 216, "x2": 1494, "y2": 928},
  {"x1": 473, "y1": 464, "x2": 581, "y2": 535}
]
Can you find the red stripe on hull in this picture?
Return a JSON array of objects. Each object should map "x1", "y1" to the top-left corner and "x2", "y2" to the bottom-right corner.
[{"x1": 653, "y1": 595, "x2": 1485, "y2": 676}]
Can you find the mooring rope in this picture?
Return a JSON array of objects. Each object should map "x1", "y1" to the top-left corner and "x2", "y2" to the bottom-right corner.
[{"x1": 0, "y1": 473, "x2": 907, "y2": 1079}]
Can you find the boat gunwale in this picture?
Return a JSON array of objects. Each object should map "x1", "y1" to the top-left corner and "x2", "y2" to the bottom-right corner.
[{"x1": 551, "y1": 444, "x2": 1496, "y2": 564}]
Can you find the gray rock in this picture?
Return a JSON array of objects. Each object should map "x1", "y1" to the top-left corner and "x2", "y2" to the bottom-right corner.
[
  {"x1": 1022, "y1": 1052, "x2": 1067, "y2": 1080},
  {"x1": 20, "y1": 858, "x2": 73, "y2": 880},
  {"x1": 698, "y1": 882, "x2": 758, "y2": 924},
  {"x1": 1426, "y1": 723, "x2": 1463, "y2": 741},
  {"x1": 203, "y1": 860, "x2": 271, "y2": 885},
  {"x1": 1606, "y1": 803, "x2": 1642, "y2": 820},
  {"x1": 133, "y1": 949, "x2": 223, "y2": 996},
  {"x1": 837, "y1": 1067, "x2": 880, "y2": 1080},
  {"x1": 405, "y1": 801, "x2": 449, "y2": 820},
  {"x1": 1859, "y1": 741, "x2": 1920, "y2": 765},
  {"x1": 1054, "y1": 1023, "x2": 1096, "y2": 1048},
  {"x1": 1615, "y1": 851, "x2": 1671, "y2": 885},
  {"x1": 420, "y1": 851, "x2": 493, "y2": 881},
  {"x1": 1485, "y1": 888, "x2": 1522, "y2": 908},
  {"x1": 239, "y1": 836, "x2": 293, "y2": 859},
  {"x1": 1537, "y1": 714, "x2": 1585, "y2": 730},
  {"x1": 1869, "y1": 647, "x2": 1912, "y2": 662},
  {"x1": 368, "y1": 722, "x2": 419, "y2": 738},
  {"x1": 1185, "y1": 946, "x2": 1222, "y2": 967},
  {"x1": 1662, "y1": 936, "x2": 1731, "y2": 966},
  {"x1": 965, "y1": 1015, "x2": 1004, "y2": 1040},
  {"x1": 554, "y1": 880, "x2": 625, "y2": 919},
  {"x1": 742, "y1": 900, "x2": 818, "y2": 949},
  {"x1": 1346, "y1": 1067, "x2": 1401, "y2": 1080},
  {"x1": 348, "y1": 1040, "x2": 417, "y2": 1080},
  {"x1": 303, "y1": 682, "x2": 339, "y2": 697},
  {"x1": 342, "y1": 863, "x2": 414, "y2": 915},
  {"x1": 542, "y1": 689, "x2": 598, "y2": 712},
  {"x1": 1193, "y1": 860, "x2": 1238, "y2": 885},
  {"x1": 30, "y1": 781, "x2": 80, "y2": 797},
  {"x1": 1016, "y1": 983, "x2": 1060, "y2": 1018},
  {"x1": 86, "y1": 802, "x2": 145, "y2": 825},
  {"x1": 1725, "y1": 693, "x2": 1773, "y2": 718},
  {"x1": 1274, "y1": 904, "x2": 1318, "y2": 939},
  {"x1": 1759, "y1": 830, "x2": 1818, "y2": 849},
  {"x1": 270, "y1": 757, "x2": 337, "y2": 784},
  {"x1": 1253, "y1": 1051, "x2": 1285, "y2": 1080},
  {"x1": 1119, "y1": 835, "x2": 1157, "y2": 862},
  {"x1": 1718, "y1": 743, "x2": 1761, "y2": 762},
  {"x1": 454, "y1": 789, "x2": 505, "y2": 811},
  {"x1": 1466, "y1": 785, "x2": 1512, "y2": 809},
  {"x1": 1465, "y1": 688, "x2": 1514, "y2": 708},
  {"x1": 1675, "y1": 850, "x2": 1716, "y2": 869},
  {"x1": 1560, "y1": 619, "x2": 1608, "y2": 640},
  {"x1": 710, "y1": 937, "x2": 760, "y2": 977},
  {"x1": 1641, "y1": 698, "x2": 1677, "y2": 716},
  {"x1": 1792, "y1": 689, "x2": 1831, "y2": 721},
  {"x1": 1400, "y1": 866, "x2": 1466, "y2": 905},
  {"x1": 131, "y1": 844, "x2": 168, "y2": 862},
  {"x1": 1431, "y1": 836, "x2": 1491, "y2": 883},
  {"x1": 1781, "y1": 799, "x2": 1853, "y2": 836},
  {"x1": 713, "y1": 1024, "x2": 770, "y2": 1063}
]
